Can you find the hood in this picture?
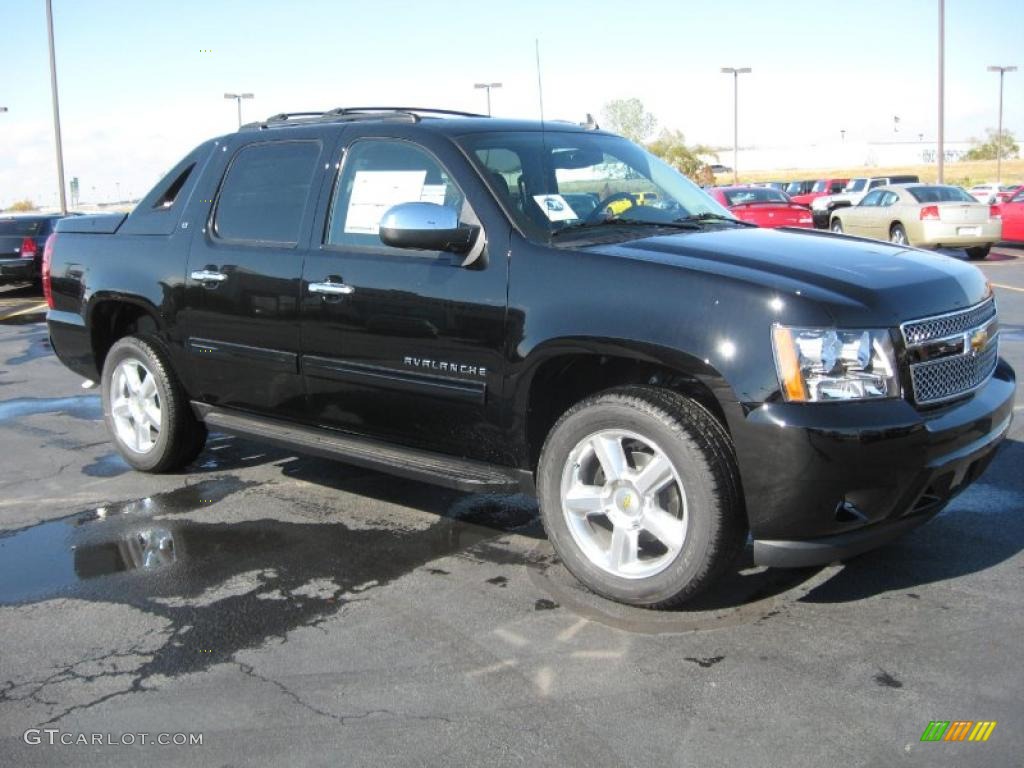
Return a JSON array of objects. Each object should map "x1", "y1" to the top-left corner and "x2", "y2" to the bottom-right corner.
[{"x1": 582, "y1": 226, "x2": 989, "y2": 327}]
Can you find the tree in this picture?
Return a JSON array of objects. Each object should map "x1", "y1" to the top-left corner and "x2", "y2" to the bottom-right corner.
[
  {"x1": 6, "y1": 199, "x2": 37, "y2": 212},
  {"x1": 646, "y1": 129, "x2": 717, "y2": 183},
  {"x1": 964, "y1": 129, "x2": 1019, "y2": 161},
  {"x1": 602, "y1": 98, "x2": 657, "y2": 143}
]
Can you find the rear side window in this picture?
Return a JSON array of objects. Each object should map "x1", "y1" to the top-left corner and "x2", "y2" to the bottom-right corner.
[
  {"x1": 0, "y1": 219, "x2": 42, "y2": 236},
  {"x1": 154, "y1": 164, "x2": 195, "y2": 209},
  {"x1": 214, "y1": 141, "x2": 320, "y2": 244}
]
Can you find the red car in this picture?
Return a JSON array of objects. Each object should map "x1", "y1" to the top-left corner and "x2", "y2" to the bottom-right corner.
[
  {"x1": 709, "y1": 186, "x2": 814, "y2": 228},
  {"x1": 998, "y1": 187, "x2": 1024, "y2": 241},
  {"x1": 789, "y1": 178, "x2": 849, "y2": 207}
]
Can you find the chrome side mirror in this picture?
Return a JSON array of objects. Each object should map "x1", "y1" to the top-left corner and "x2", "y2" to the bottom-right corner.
[{"x1": 378, "y1": 202, "x2": 474, "y2": 253}]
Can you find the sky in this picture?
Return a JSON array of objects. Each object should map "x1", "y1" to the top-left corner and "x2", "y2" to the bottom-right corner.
[{"x1": 1, "y1": 0, "x2": 1022, "y2": 208}]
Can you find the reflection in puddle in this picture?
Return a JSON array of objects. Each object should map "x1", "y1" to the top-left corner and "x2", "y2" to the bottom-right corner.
[
  {"x1": 0, "y1": 395, "x2": 102, "y2": 423},
  {"x1": 75, "y1": 527, "x2": 177, "y2": 578}
]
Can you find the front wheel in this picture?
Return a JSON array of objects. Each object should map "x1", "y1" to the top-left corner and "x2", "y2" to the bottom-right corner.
[
  {"x1": 830, "y1": 218, "x2": 843, "y2": 234},
  {"x1": 101, "y1": 335, "x2": 207, "y2": 473},
  {"x1": 537, "y1": 387, "x2": 746, "y2": 608},
  {"x1": 966, "y1": 245, "x2": 991, "y2": 261}
]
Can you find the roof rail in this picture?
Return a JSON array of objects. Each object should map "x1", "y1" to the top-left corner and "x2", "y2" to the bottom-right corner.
[{"x1": 240, "y1": 106, "x2": 490, "y2": 132}]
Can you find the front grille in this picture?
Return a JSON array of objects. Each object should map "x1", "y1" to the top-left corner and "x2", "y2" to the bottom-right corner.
[
  {"x1": 901, "y1": 298, "x2": 996, "y2": 345},
  {"x1": 909, "y1": 338, "x2": 998, "y2": 404}
]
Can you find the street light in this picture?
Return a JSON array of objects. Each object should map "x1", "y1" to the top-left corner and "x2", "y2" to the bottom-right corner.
[
  {"x1": 893, "y1": 115, "x2": 900, "y2": 133},
  {"x1": 721, "y1": 67, "x2": 752, "y2": 185},
  {"x1": 45, "y1": 0, "x2": 67, "y2": 214},
  {"x1": 937, "y1": 0, "x2": 945, "y2": 183},
  {"x1": 224, "y1": 92, "x2": 254, "y2": 128},
  {"x1": 986, "y1": 65, "x2": 1018, "y2": 184},
  {"x1": 473, "y1": 82, "x2": 502, "y2": 116},
  {"x1": 840, "y1": 129, "x2": 846, "y2": 142}
]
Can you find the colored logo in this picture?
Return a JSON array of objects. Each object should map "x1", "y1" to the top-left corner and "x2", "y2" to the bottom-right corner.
[
  {"x1": 968, "y1": 327, "x2": 989, "y2": 354},
  {"x1": 920, "y1": 721, "x2": 997, "y2": 742}
]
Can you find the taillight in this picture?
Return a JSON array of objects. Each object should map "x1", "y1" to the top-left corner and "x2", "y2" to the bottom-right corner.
[
  {"x1": 990, "y1": 205, "x2": 1001, "y2": 219},
  {"x1": 919, "y1": 205, "x2": 940, "y2": 220},
  {"x1": 42, "y1": 233, "x2": 56, "y2": 308},
  {"x1": 20, "y1": 237, "x2": 37, "y2": 260}
]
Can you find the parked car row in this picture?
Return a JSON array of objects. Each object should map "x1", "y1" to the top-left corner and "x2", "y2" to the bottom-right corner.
[{"x1": 969, "y1": 182, "x2": 1023, "y2": 204}]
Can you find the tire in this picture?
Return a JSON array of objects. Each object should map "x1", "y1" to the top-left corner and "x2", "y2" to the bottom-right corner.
[
  {"x1": 830, "y1": 218, "x2": 843, "y2": 234},
  {"x1": 889, "y1": 223, "x2": 908, "y2": 246},
  {"x1": 966, "y1": 245, "x2": 991, "y2": 261},
  {"x1": 101, "y1": 335, "x2": 207, "y2": 473},
  {"x1": 537, "y1": 386, "x2": 746, "y2": 608}
]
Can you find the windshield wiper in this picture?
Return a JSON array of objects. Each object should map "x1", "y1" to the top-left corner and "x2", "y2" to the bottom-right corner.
[
  {"x1": 676, "y1": 213, "x2": 758, "y2": 227},
  {"x1": 551, "y1": 218, "x2": 702, "y2": 238}
]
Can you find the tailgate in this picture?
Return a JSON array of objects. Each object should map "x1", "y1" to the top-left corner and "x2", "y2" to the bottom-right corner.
[{"x1": 939, "y1": 203, "x2": 989, "y2": 224}]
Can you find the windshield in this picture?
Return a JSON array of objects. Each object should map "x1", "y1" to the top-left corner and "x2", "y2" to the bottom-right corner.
[
  {"x1": 459, "y1": 131, "x2": 735, "y2": 242},
  {"x1": 724, "y1": 187, "x2": 788, "y2": 205},
  {"x1": 811, "y1": 180, "x2": 827, "y2": 193},
  {"x1": 844, "y1": 179, "x2": 867, "y2": 193},
  {"x1": 784, "y1": 182, "x2": 803, "y2": 195},
  {"x1": 908, "y1": 186, "x2": 977, "y2": 204}
]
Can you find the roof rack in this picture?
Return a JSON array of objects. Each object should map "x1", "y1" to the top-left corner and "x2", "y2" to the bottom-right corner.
[{"x1": 240, "y1": 106, "x2": 490, "y2": 131}]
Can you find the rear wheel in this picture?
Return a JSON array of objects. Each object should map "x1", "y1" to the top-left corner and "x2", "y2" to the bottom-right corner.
[
  {"x1": 830, "y1": 218, "x2": 843, "y2": 234},
  {"x1": 537, "y1": 387, "x2": 746, "y2": 608},
  {"x1": 966, "y1": 245, "x2": 991, "y2": 261},
  {"x1": 101, "y1": 335, "x2": 207, "y2": 472},
  {"x1": 889, "y1": 223, "x2": 908, "y2": 246}
]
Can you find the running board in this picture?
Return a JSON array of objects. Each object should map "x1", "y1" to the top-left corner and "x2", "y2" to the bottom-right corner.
[{"x1": 192, "y1": 403, "x2": 532, "y2": 494}]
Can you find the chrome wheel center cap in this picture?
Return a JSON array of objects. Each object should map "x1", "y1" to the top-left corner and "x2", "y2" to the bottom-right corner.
[{"x1": 611, "y1": 485, "x2": 642, "y2": 519}]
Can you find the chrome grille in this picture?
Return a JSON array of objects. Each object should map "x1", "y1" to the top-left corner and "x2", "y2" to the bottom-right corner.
[
  {"x1": 901, "y1": 298, "x2": 996, "y2": 345},
  {"x1": 909, "y1": 338, "x2": 999, "y2": 404}
]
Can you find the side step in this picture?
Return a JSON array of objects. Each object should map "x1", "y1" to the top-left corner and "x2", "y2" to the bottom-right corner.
[{"x1": 193, "y1": 403, "x2": 532, "y2": 494}]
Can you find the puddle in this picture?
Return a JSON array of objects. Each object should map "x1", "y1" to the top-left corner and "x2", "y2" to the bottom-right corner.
[
  {"x1": 0, "y1": 476, "x2": 541, "y2": 686},
  {"x1": 0, "y1": 312, "x2": 46, "y2": 327},
  {"x1": 82, "y1": 452, "x2": 130, "y2": 478},
  {"x1": 5, "y1": 326, "x2": 52, "y2": 364},
  {"x1": 0, "y1": 395, "x2": 102, "y2": 423}
]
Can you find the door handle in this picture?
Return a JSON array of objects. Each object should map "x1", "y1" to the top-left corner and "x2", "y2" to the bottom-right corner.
[
  {"x1": 190, "y1": 269, "x2": 228, "y2": 283},
  {"x1": 308, "y1": 280, "x2": 354, "y2": 296}
]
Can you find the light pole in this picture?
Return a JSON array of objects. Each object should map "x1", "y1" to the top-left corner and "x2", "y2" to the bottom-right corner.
[
  {"x1": 986, "y1": 65, "x2": 1017, "y2": 184},
  {"x1": 893, "y1": 115, "x2": 900, "y2": 133},
  {"x1": 45, "y1": 0, "x2": 67, "y2": 214},
  {"x1": 721, "y1": 67, "x2": 751, "y2": 185},
  {"x1": 840, "y1": 129, "x2": 846, "y2": 142},
  {"x1": 224, "y1": 92, "x2": 254, "y2": 128},
  {"x1": 937, "y1": 0, "x2": 945, "y2": 183},
  {"x1": 473, "y1": 82, "x2": 502, "y2": 116}
]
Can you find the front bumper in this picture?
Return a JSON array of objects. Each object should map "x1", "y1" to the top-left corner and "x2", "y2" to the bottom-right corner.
[
  {"x1": 811, "y1": 209, "x2": 830, "y2": 229},
  {"x1": 0, "y1": 258, "x2": 34, "y2": 284},
  {"x1": 731, "y1": 359, "x2": 1016, "y2": 567}
]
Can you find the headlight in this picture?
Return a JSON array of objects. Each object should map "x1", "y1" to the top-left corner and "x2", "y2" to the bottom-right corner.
[
  {"x1": 811, "y1": 197, "x2": 830, "y2": 210},
  {"x1": 771, "y1": 325, "x2": 900, "y2": 402}
]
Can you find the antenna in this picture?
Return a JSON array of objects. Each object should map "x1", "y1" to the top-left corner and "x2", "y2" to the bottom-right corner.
[{"x1": 535, "y1": 38, "x2": 545, "y2": 123}]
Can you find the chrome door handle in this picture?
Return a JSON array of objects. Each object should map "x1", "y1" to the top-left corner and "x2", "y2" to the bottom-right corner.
[
  {"x1": 190, "y1": 269, "x2": 228, "y2": 282},
  {"x1": 308, "y1": 281, "x2": 354, "y2": 295}
]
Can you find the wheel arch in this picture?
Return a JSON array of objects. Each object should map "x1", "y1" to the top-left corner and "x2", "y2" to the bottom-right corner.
[{"x1": 86, "y1": 294, "x2": 166, "y2": 376}]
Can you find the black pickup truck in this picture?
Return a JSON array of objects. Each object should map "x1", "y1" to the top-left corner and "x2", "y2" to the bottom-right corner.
[{"x1": 44, "y1": 107, "x2": 1015, "y2": 608}]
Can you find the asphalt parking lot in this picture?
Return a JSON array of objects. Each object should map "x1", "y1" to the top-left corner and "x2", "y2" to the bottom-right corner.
[{"x1": 1, "y1": 249, "x2": 1022, "y2": 768}]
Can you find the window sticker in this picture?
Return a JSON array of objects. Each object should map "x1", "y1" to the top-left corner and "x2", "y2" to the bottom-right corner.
[
  {"x1": 344, "y1": 170, "x2": 427, "y2": 234},
  {"x1": 532, "y1": 194, "x2": 577, "y2": 222}
]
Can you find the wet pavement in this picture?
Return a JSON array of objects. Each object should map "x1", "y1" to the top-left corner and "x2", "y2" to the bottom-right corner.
[{"x1": 0, "y1": 269, "x2": 1023, "y2": 767}]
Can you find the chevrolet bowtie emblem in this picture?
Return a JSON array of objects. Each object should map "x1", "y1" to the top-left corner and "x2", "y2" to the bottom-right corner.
[{"x1": 969, "y1": 328, "x2": 989, "y2": 353}]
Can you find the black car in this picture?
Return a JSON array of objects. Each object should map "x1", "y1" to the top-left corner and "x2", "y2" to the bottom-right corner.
[
  {"x1": 0, "y1": 213, "x2": 69, "y2": 285},
  {"x1": 43, "y1": 108, "x2": 1015, "y2": 608}
]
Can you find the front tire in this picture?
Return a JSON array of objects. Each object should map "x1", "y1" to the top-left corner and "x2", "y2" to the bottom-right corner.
[
  {"x1": 966, "y1": 245, "x2": 991, "y2": 261},
  {"x1": 101, "y1": 335, "x2": 207, "y2": 473},
  {"x1": 830, "y1": 218, "x2": 843, "y2": 234},
  {"x1": 537, "y1": 387, "x2": 746, "y2": 608}
]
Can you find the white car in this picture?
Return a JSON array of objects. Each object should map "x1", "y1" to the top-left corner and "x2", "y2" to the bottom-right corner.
[{"x1": 969, "y1": 183, "x2": 1015, "y2": 204}]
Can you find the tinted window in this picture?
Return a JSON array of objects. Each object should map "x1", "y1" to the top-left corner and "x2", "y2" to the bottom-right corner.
[
  {"x1": 829, "y1": 181, "x2": 845, "y2": 193},
  {"x1": 724, "y1": 187, "x2": 788, "y2": 205},
  {"x1": 868, "y1": 179, "x2": 885, "y2": 189},
  {"x1": 326, "y1": 140, "x2": 467, "y2": 249},
  {"x1": 214, "y1": 141, "x2": 320, "y2": 244},
  {"x1": 907, "y1": 186, "x2": 976, "y2": 204},
  {"x1": 860, "y1": 190, "x2": 885, "y2": 206},
  {"x1": 845, "y1": 179, "x2": 867, "y2": 192},
  {"x1": 0, "y1": 218, "x2": 43, "y2": 236}
]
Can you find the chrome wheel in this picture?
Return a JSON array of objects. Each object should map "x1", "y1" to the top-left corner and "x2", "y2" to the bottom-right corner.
[
  {"x1": 830, "y1": 220, "x2": 843, "y2": 233},
  {"x1": 110, "y1": 358, "x2": 161, "y2": 454},
  {"x1": 890, "y1": 226, "x2": 907, "y2": 245},
  {"x1": 560, "y1": 429, "x2": 687, "y2": 579}
]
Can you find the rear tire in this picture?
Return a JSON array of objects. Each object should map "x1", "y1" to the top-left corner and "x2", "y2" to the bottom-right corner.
[
  {"x1": 889, "y1": 223, "x2": 908, "y2": 246},
  {"x1": 101, "y1": 335, "x2": 207, "y2": 473},
  {"x1": 536, "y1": 387, "x2": 746, "y2": 608},
  {"x1": 830, "y1": 218, "x2": 843, "y2": 233},
  {"x1": 966, "y1": 245, "x2": 991, "y2": 261}
]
